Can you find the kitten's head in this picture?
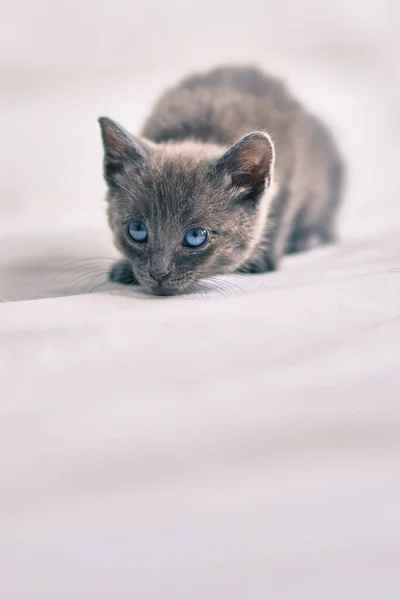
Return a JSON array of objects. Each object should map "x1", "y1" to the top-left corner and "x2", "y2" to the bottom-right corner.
[{"x1": 99, "y1": 117, "x2": 274, "y2": 295}]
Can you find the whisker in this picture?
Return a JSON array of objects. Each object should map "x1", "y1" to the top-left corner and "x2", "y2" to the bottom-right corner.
[
  {"x1": 63, "y1": 269, "x2": 110, "y2": 292},
  {"x1": 192, "y1": 282, "x2": 207, "y2": 300},
  {"x1": 229, "y1": 273, "x2": 271, "y2": 289},
  {"x1": 205, "y1": 279, "x2": 228, "y2": 298},
  {"x1": 88, "y1": 278, "x2": 126, "y2": 295},
  {"x1": 196, "y1": 281, "x2": 218, "y2": 299},
  {"x1": 208, "y1": 277, "x2": 244, "y2": 297},
  {"x1": 186, "y1": 283, "x2": 198, "y2": 300},
  {"x1": 49, "y1": 257, "x2": 116, "y2": 283},
  {"x1": 202, "y1": 279, "x2": 228, "y2": 299},
  {"x1": 106, "y1": 281, "x2": 128, "y2": 295},
  {"x1": 218, "y1": 279, "x2": 245, "y2": 295}
]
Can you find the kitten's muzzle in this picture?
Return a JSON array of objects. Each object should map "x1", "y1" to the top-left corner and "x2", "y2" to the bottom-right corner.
[{"x1": 148, "y1": 269, "x2": 171, "y2": 282}]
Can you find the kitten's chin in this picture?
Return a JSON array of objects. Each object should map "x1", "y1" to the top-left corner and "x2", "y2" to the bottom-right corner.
[
  {"x1": 146, "y1": 281, "x2": 189, "y2": 297},
  {"x1": 135, "y1": 271, "x2": 193, "y2": 296},
  {"x1": 149, "y1": 285, "x2": 177, "y2": 297}
]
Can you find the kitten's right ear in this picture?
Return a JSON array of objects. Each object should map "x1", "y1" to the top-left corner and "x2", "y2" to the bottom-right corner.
[{"x1": 98, "y1": 117, "x2": 147, "y2": 186}]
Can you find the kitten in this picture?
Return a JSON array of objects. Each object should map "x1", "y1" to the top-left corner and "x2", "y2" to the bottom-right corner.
[{"x1": 99, "y1": 66, "x2": 344, "y2": 296}]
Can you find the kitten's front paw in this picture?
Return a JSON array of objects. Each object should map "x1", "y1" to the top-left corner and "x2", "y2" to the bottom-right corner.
[
  {"x1": 237, "y1": 254, "x2": 277, "y2": 274},
  {"x1": 109, "y1": 259, "x2": 139, "y2": 285}
]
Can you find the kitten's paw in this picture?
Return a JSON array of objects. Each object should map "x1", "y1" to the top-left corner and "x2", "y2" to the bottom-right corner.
[
  {"x1": 286, "y1": 229, "x2": 334, "y2": 254},
  {"x1": 237, "y1": 255, "x2": 277, "y2": 274},
  {"x1": 109, "y1": 259, "x2": 139, "y2": 285}
]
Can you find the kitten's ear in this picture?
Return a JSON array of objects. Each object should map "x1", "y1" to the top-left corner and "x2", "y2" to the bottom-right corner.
[
  {"x1": 98, "y1": 117, "x2": 147, "y2": 185},
  {"x1": 215, "y1": 132, "x2": 274, "y2": 198}
]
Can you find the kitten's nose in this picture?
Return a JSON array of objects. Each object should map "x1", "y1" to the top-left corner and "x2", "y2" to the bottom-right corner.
[{"x1": 149, "y1": 269, "x2": 171, "y2": 282}]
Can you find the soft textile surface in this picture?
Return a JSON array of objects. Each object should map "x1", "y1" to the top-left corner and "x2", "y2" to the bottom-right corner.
[{"x1": 1, "y1": 1, "x2": 400, "y2": 598}]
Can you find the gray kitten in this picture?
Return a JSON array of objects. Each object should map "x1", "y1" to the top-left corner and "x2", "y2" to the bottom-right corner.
[{"x1": 99, "y1": 66, "x2": 344, "y2": 296}]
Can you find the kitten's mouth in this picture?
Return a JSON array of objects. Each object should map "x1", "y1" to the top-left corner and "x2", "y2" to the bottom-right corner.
[
  {"x1": 147, "y1": 280, "x2": 185, "y2": 297},
  {"x1": 150, "y1": 284, "x2": 176, "y2": 296}
]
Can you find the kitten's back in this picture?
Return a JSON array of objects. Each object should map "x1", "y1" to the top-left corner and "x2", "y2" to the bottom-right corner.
[
  {"x1": 141, "y1": 66, "x2": 298, "y2": 147},
  {"x1": 141, "y1": 65, "x2": 343, "y2": 266}
]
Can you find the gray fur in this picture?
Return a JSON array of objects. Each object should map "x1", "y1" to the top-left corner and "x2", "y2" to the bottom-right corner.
[{"x1": 99, "y1": 66, "x2": 344, "y2": 295}]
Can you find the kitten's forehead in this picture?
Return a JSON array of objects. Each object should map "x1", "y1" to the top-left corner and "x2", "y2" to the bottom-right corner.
[{"x1": 134, "y1": 143, "x2": 227, "y2": 225}]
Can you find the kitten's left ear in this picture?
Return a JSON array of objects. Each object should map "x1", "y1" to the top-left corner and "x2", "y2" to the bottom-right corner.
[
  {"x1": 98, "y1": 117, "x2": 148, "y2": 185},
  {"x1": 214, "y1": 131, "x2": 275, "y2": 197}
]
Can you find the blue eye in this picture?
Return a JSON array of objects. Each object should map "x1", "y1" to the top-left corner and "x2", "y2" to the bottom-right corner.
[
  {"x1": 183, "y1": 227, "x2": 208, "y2": 248},
  {"x1": 128, "y1": 220, "x2": 148, "y2": 243}
]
